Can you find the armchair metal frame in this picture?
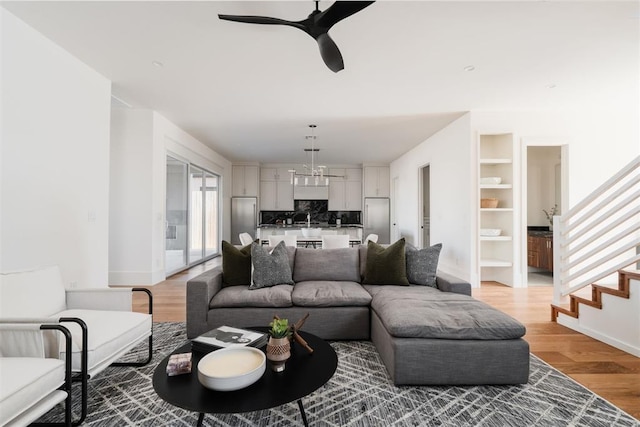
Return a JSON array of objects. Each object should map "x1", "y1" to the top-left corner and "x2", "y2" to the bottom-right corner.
[
  {"x1": 62, "y1": 287, "x2": 153, "y2": 426},
  {"x1": 1, "y1": 322, "x2": 73, "y2": 427}
]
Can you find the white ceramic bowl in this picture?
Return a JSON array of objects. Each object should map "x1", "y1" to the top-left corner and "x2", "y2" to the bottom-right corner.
[
  {"x1": 301, "y1": 227, "x2": 321, "y2": 238},
  {"x1": 197, "y1": 347, "x2": 266, "y2": 391},
  {"x1": 480, "y1": 176, "x2": 502, "y2": 185},
  {"x1": 480, "y1": 228, "x2": 502, "y2": 236}
]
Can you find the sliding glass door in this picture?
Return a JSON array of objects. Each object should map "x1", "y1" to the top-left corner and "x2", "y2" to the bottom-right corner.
[
  {"x1": 190, "y1": 167, "x2": 204, "y2": 263},
  {"x1": 166, "y1": 156, "x2": 220, "y2": 275},
  {"x1": 204, "y1": 172, "x2": 219, "y2": 257},
  {"x1": 165, "y1": 156, "x2": 189, "y2": 273}
]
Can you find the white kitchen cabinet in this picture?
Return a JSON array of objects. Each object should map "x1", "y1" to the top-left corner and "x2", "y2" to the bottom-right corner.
[
  {"x1": 232, "y1": 165, "x2": 259, "y2": 196},
  {"x1": 329, "y1": 168, "x2": 362, "y2": 210},
  {"x1": 363, "y1": 166, "x2": 390, "y2": 197},
  {"x1": 260, "y1": 180, "x2": 293, "y2": 211},
  {"x1": 260, "y1": 167, "x2": 290, "y2": 182},
  {"x1": 478, "y1": 133, "x2": 518, "y2": 287},
  {"x1": 328, "y1": 182, "x2": 345, "y2": 210}
]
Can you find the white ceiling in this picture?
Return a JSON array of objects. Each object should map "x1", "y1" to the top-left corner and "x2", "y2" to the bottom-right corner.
[{"x1": 3, "y1": 1, "x2": 638, "y2": 164}]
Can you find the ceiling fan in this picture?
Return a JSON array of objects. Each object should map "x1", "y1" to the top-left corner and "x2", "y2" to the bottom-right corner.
[{"x1": 218, "y1": 1, "x2": 375, "y2": 73}]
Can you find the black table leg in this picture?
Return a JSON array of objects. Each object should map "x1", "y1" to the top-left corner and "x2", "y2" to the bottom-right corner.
[
  {"x1": 297, "y1": 399, "x2": 309, "y2": 427},
  {"x1": 197, "y1": 412, "x2": 205, "y2": 426}
]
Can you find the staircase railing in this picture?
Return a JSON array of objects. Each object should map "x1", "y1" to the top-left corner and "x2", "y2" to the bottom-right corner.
[{"x1": 553, "y1": 155, "x2": 640, "y2": 304}]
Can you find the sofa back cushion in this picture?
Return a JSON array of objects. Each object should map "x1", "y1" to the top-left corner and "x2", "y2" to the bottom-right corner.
[
  {"x1": 293, "y1": 248, "x2": 360, "y2": 283},
  {"x1": 0, "y1": 265, "x2": 67, "y2": 317}
]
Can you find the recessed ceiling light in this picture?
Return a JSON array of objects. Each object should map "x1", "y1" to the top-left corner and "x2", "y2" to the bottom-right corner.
[
  {"x1": 152, "y1": 61, "x2": 164, "y2": 68},
  {"x1": 463, "y1": 65, "x2": 475, "y2": 72}
]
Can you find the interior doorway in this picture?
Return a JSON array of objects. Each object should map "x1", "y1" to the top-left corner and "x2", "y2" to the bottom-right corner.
[
  {"x1": 525, "y1": 146, "x2": 563, "y2": 286},
  {"x1": 419, "y1": 164, "x2": 431, "y2": 248}
]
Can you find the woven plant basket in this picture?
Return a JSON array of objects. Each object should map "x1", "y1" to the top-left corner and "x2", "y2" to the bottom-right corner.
[{"x1": 481, "y1": 198, "x2": 499, "y2": 208}]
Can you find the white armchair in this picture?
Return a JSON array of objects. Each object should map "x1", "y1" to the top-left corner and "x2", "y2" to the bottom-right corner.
[
  {"x1": 0, "y1": 265, "x2": 153, "y2": 425},
  {"x1": 0, "y1": 322, "x2": 73, "y2": 426}
]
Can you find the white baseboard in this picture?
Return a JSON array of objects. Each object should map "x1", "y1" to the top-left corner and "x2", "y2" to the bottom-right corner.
[{"x1": 557, "y1": 314, "x2": 640, "y2": 357}]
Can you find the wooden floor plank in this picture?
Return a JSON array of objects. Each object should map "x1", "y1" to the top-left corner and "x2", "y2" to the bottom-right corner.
[{"x1": 129, "y1": 264, "x2": 639, "y2": 420}]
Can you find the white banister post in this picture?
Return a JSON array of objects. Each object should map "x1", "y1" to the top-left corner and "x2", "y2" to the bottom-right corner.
[{"x1": 553, "y1": 215, "x2": 565, "y2": 305}]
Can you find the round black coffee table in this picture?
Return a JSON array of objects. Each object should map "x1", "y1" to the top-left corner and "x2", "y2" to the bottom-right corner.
[{"x1": 153, "y1": 328, "x2": 337, "y2": 426}]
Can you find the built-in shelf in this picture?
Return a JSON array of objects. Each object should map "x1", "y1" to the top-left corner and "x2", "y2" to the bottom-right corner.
[
  {"x1": 480, "y1": 184, "x2": 512, "y2": 189},
  {"x1": 480, "y1": 158, "x2": 512, "y2": 165},
  {"x1": 480, "y1": 236, "x2": 512, "y2": 241},
  {"x1": 480, "y1": 259, "x2": 513, "y2": 267},
  {"x1": 478, "y1": 133, "x2": 516, "y2": 286},
  {"x1": 480, "y1": 208, "x2": 513, "y2": 212}
]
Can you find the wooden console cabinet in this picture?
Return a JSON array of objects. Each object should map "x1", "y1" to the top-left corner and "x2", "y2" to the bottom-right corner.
[{"x1": 527, "y1": 234, "x2": 553, "y2": 272}]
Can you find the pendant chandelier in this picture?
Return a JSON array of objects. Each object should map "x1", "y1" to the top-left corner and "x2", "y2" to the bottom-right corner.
[{"x1": 289, "y1": 124, "x2": 343, "y2": 186}]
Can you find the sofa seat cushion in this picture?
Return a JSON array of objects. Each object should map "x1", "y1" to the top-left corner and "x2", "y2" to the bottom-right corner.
[
  {"x1": 55, "y1": 309, "x2": 152, "y2": 373},
  {"x1": 209, "y1": 285, "x2": 293, "y2": 309},
  {"x1": 292, "y1": 281, "x2": 372, "y2": 307},
  {"x1": 0, "y1": 357, "x2": 66, "y2": 426},
  {"x1": 293, "y1": 248, "x2": 361, "y2": 282},
  {"x1": 369, "y1": 287, "x2": 526, "y2": 340}
]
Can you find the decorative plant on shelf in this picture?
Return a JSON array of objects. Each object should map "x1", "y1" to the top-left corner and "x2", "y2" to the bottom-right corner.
[{"x1": 543, "y1": 204, "x2": 558, "y2": 229}]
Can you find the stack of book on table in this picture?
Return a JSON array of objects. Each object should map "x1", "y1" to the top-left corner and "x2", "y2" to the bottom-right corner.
[{"x1": 191, "y1": 325, "x2": 268, "y2": 353}]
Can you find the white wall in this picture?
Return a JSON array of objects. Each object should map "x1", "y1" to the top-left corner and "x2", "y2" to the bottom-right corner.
[
  {"x1": 1, "y1": 10, "x2": 111, "y2": 287},
  {"x1": 390, "y1": 108, "x2": 639, "y2": 287},
  {"x1": 109, "y1": 109, "x2": 232, "y2": 285},
  {"x1": 109, "y1": 109, "x2": 156, "y2": 284},
  {"x1": 527, "y1": 146, "x2": 561, "y2": 227},
  {"x1": 390, "y1": 114, "x2": 473, "y2": 281}
]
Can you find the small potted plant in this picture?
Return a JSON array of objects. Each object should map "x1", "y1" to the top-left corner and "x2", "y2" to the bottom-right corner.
[
  {"x1": 266, "y1": 317, "x2": 291, "y2": 372},
  {"x1": 543, "y1": 204, "x2": 558, "y2": 231}
]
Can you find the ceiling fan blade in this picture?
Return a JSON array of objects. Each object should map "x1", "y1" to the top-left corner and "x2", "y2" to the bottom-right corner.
[
  {"x1": 316, "y1": 33, "x2": 344, "y2": 73},
  {"x1": 218, "y1": 14, "x2": 298, "y2": 27},
  {"x1": 316, "y1": 1, "x2": 375, "y2": 29}
]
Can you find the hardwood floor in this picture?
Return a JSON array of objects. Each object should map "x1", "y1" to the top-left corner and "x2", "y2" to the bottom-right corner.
[{"x1": 132, "y1": 262, "x2": 640, "y2": 420}]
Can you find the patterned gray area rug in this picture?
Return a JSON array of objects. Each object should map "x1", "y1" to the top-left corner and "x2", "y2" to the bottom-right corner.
[{"x1": 39, "y1": 322, "x2": 638, "y2": 426}]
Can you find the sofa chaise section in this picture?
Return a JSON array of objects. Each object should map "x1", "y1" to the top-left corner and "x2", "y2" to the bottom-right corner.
[{"x1": 367, "y1": 285, "x2": 529, "y2": 385}]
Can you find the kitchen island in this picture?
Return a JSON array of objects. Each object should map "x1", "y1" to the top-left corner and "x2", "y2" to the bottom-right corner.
[{"x1": 257, "y1": 224, "x2": 363, "y2": 243}]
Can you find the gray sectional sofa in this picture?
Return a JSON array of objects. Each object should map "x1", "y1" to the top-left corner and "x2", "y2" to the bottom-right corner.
[{"x1": 186, "y1": 245, "x2": 530, "y2": 385}]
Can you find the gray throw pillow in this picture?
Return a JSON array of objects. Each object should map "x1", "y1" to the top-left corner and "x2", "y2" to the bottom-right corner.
[
  {"x1": 250, "y1": 241, "x2": 294, "y2": 289},
  {"x1": 406, "y1": 243, "x2": 442, "y2": 287}
]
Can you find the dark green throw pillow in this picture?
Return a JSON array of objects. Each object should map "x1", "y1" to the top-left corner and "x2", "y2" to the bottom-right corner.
[
  {"x1": 221, "y1": 240, "x2": 252, "y2": 286},
  {"x1": 363, "y1": 238, "x2": 410, "y2": 285}
]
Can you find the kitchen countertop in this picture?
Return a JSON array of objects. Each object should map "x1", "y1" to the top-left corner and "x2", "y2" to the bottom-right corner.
[
  {"x1": 528, "y1": 230, "x2": 553, "y2": 237},
  {"x1": 258, "y1": 224, "x2": 363, "y2": 229}
]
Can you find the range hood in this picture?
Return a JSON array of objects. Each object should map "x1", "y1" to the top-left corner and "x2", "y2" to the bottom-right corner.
[{"x1": 293, "y1": 185, "x2": 329, "y2": 200}]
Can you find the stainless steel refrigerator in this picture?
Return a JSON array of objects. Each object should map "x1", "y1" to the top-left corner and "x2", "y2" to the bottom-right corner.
[
  {"x1": 364, "y1": 198, "x2": 390, "y2": 244},
  {"x1": 231, "y1": 197, "x2": 258, "y2": 245}
]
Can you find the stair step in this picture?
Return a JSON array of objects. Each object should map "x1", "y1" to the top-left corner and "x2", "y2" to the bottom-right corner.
[
  {"x1": 551, "y1": 304, "x2": 578, "y2": 320},
  {"x1": 571, "y1": 295, "x2": 602, "y2": 309},
  {"x1": 551, "y1": 269, "x2": 638, "y2": 322}
]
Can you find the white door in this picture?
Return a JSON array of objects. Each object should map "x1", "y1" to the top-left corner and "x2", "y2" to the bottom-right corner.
[{"x1": 391, "y1": 176, "x2": 400, "y2": 241}]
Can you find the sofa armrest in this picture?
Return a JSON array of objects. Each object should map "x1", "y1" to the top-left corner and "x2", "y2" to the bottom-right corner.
[
  {"x1": 436, "y1": 272, "x2": 472, "y2": 296},
  {"x1": 186, "y1": 267, "x2": 223, "y2": 338}
]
